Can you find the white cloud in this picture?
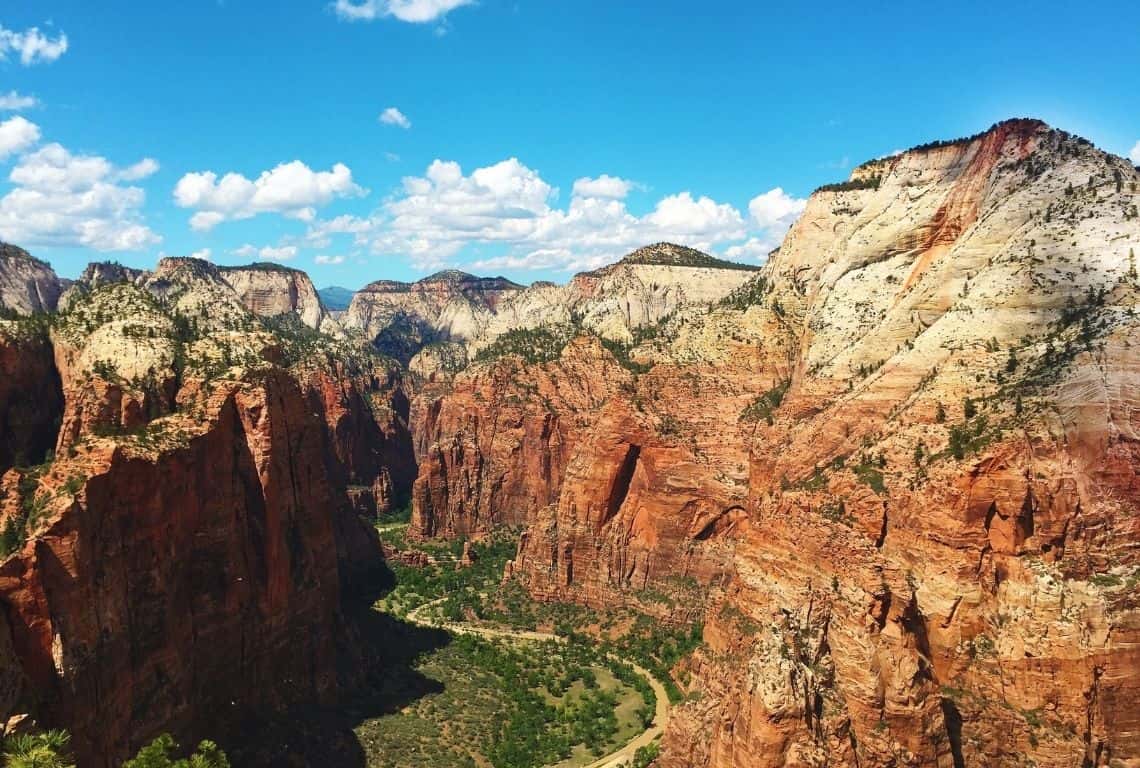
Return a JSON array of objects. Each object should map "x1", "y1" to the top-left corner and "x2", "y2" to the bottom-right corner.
[
  {"x1": 0, "y1": 24, "x2": 68, "y2": 66},
  {"x1": 314, "y1": 254, "x2": 346, "y2": 265},
  {"x1": 334, "y1": 0, "x2": 474, "y2": 23},
  {"x1": 729, "y1": 187, "x2": 808, "y2": 261},
  {"x1": 329, "y1": 156, "x2": 759, "y2": 272},
  {"x1": 379, "y1": 107, "x2": 411, "y2": 129},
  {"x1": 0, "y1": 142, "x2": 161, "y2": 251},
  {"x1": 747, "y1": 187, "x2": 807, "y2": 230},
  {"x1": 232, "y1": 244, "x2": 298, "y2": 262},
  {"x1": 0, "y1": 116, "x2": 40, "y2": 160},
  {"x1": 385, "y1": 151, "x2": 401, "y2": 162},
  {"x1": 260, "y1": 245, "x2": 297, "y2": 261},
  {"x1": 118, "y1": 158, "x2": 160, "y2": 181},
  {"x1": 1130, "y1": 141, "x2": 1140, "y2": 165},
  {"x1": 571, "y1": 174, "x2": 633, "y2": 200},
  {"x1": 190, "y1": 247, "x2": 212, "y2": 261},
  {"x1": 725, "y1": 236, "x2": 780, "y2": 264},
  {"x1": 0, "y1": 91, "x2": 39, "y2": 111},
  {"x1": 173, "y1": 160, "x2": 365, "y2": 231}
]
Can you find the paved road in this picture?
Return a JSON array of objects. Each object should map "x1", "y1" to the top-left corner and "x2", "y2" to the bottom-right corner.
[{"x1": 405, "y1": 598, "x2": 670, "y2": 767}]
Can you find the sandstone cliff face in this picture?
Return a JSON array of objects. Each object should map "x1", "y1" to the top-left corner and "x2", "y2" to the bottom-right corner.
[
  {"x1": 415, "y1": 120, "x2": 1140, "y2": 767},
  {"x1": 410, "y1": 336, "x2": 628, "y2": 538},
  {"x1": 0, "y1": 322, "x2": 63, "y2": 473},
  {"x1": 657, "y1": 118, "x2": 1140, "y2": 768},
  {"x1": 219, "y1": 263, "x2": 331, "y2": 331},
  {"x1": 344, "y1": 271, "x2": 524, "y2": 363},
  {"x1": 477, "y1": 247, "x2": 761, "y2": 350},
  {"x1": 345, "y1": 246, "x2": 761, "y2": 370},
  {"x1": 0, "y1": 244, "x2": 62, "y2": 315},
  {"x1": 0, "y1": 257, "x2": 414, "y2": 765}
]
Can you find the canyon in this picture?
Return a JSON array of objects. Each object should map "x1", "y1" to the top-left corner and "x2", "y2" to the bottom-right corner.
[{"x1": 1, "y1": 118, "x2": 1139, "y2": 767}]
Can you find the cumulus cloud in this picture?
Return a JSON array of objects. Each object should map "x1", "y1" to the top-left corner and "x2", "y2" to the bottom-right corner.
[
  {"x1": 0, "y1": 141, "x2": 161, "y2": 251},
  {"x1": 0, "y1": 24, "x2": 68, "y2": 66},
  {"x1": 571, "y1": 174, "x2": 633, "y2": 200},
  {"x1": 334, "y1": 0, "x2": 474, "y2": 23},
  {"x1": 724, "y1": 237, "x2": 780, "y2": 263},
  {"x1": 379, "y1": 107, "x2": 411, "y2": 129},
  {"x1": 173, "y1": 160, "x2": 365, "y2": 231},
  {"x1": 314, "y1": 254, "x2": 346, "y2": 265},
  {"x1": 0, "y1": 116, "x2": 40, "y2": 160},
  {"x1": 1130, "y1": 141, "x2": 1140, "y2": 165},
  {"x1": 747, "y1": 187, "x2": 807, "y2": 230},
  {"x1": 190, "y1": 247, "x2": 212, "y2": 261},
  {"x1": 312, "y1": 156, "x2": 766, "y2": 272},
  {"x1": 232, "y1": 244, "x2": 298, "y2": 262},
  {"x1": 118, "y1": 158, "x2": 160, "y2": 181},
  {"x1": 0, "y1": 91, "x2": 38, "y2": 111}
]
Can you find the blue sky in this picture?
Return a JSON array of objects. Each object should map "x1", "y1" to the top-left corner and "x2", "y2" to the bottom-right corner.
[{"x1": 1, "y1": 0, "x2": 1138, "y2": 289}]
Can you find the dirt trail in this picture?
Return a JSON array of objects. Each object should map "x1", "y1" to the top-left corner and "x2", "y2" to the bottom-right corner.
[{"x1": 405, "y1": 598, "x2": 671, "y2": 767}]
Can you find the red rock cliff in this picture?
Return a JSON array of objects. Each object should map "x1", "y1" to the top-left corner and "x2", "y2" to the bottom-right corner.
[
  {"x1": 414, "y1": 120, "x2": 1140, "y2": 767},
  {"x1": 0, "y1": 267, "x2": 414, "y2": 766}
]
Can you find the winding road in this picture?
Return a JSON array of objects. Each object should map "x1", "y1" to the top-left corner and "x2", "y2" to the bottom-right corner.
[{"x1": 405, "y1": 598, "x2": 671, "y2": 768}]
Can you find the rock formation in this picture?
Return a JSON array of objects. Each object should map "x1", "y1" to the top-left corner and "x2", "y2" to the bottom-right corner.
[
  {"x1": 3, "y1": 117, "x2": 1139, "y2": 768},
  {"x1": 0, "y1": 255, "x2": 414, "y2": 766},
  {"x1": 0, "y1": 244, "x2": 63, "y2": 315},
  {"x1": 0, "y1": 322, "x2": 63, "y2": 474},
  {"x1": 218, "y1": 262, "x2": 332, "y2": 331},
  {"x1": 414, "y1": 119, "x2": 1140, "y2": 767},
  {"x1": 343, "y1": 271, "x2": 524, "y2": 364},
  {"x1": 344, "y1": 246, "x2": 761, "y2": 371}
]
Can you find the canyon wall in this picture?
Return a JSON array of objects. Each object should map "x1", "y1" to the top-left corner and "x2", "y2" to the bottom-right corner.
[
  {"x1": 415, "y1": 119, "x2": 1140, "y2": 766},
  {"x1": 0, "y1": 244, "x2": 62, "y2": 316},
  {"x1": 0, "y1": 259, "x2": 414, "y2": 765},
  {"x1": 219, "y1": 263, "x2": 331, "y2": 331}
]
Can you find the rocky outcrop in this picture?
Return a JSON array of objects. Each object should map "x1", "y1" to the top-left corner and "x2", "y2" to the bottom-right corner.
[
  {"x1": 344, "y1": 271, "x2": 523, "y2": 363},
  {"x1": 477, "y1": 246, "x2": 761, "y2": 348},
  {"x1": 416, "y1": 119, "x2": 1140, "y2": 767},
  {"x1": 0, "y1": 260, "x2": 414, "y2": 765},
  {"x1": 654, "y1": 118, "x2": 1140, "y2": 768},
  {"x1": 0, "y1": 322, "x2": 63, "y2": 473},
  {"x1": 410, "y1": 336, "x2": 629, "y2": 538},
  {"x1": 0, "y1": 244, "x2": 62, "y2": 315},
  {"x1": 347, "y1": 246, "x2": 761, "y2": 367},
  {"x1": 219, "y1": 263, "x2": 331, "y2": 331}
]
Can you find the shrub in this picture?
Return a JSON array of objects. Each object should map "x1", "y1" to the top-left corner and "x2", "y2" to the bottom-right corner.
[
  {"x1": 474, "y1": 326, "x2": 572, "y2": 366},
  {"x1": 122, "y1": 734, "x2": 230, "y2": 768},
  {"x1": 815, "y1": 176, "x2": 881, "y2": 194},
  {"x1": 2, "y1": 730, "x2": 74, "y2": 768},
  {"x1": 740, "y1": 380, "x2": 791, "y2": 425}
]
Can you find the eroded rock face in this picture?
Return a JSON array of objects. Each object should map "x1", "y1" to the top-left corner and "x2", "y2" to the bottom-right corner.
[
  {"x1": 346, "y1": 246, "x2": 762, "y2": 367},
  {"x1": 410, "y1": 336, "x2": 629, "y2": 538},
  {"x1": 344, "y1": 271, "x2": 524, "y2": 363},
  {"x1": 0, "y1": 244, "x2": 62, "y2": 315},
  {"x1": 0, "y1": 323, "x2": 63, "y2": 473},
  {"x1": 219, "y1": 263, "x2": 331, "y2": 331},
  {"x1": 0, "y1": 259, "x2": 414, "y2": 766},
  {"x1": 416, "y1": 120, "x2": 1140, "y2": 766}
]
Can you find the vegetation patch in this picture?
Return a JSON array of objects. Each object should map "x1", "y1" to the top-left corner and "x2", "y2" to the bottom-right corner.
[
  {"x1": 474, "y1": 326, "x2": 574, "y2": 365},
  {"x1": 740, "y1": 380, "x2": 790, "y2": 425}
]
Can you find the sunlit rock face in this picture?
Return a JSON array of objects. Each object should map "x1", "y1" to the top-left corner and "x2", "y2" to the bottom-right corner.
[
  {"x1": 0, "y1": 243, "x2": 62, "y2": 315},
  {"x1": 414, "y1": 120, "x2": 1140, "y2": 767}
]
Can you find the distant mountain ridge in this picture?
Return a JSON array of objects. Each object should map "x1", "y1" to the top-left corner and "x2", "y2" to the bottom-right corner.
[{"x1": 318, "y1": 286, "x2": 356, "y2": 312}]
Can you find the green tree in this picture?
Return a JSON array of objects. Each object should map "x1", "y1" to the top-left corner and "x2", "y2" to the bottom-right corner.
[
  {"x1": 3, "y1": 730, "x2": 75, "y2": 768},
  {"x1": 122, "y1": 734, "x2": 229, "y2": 768}
]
